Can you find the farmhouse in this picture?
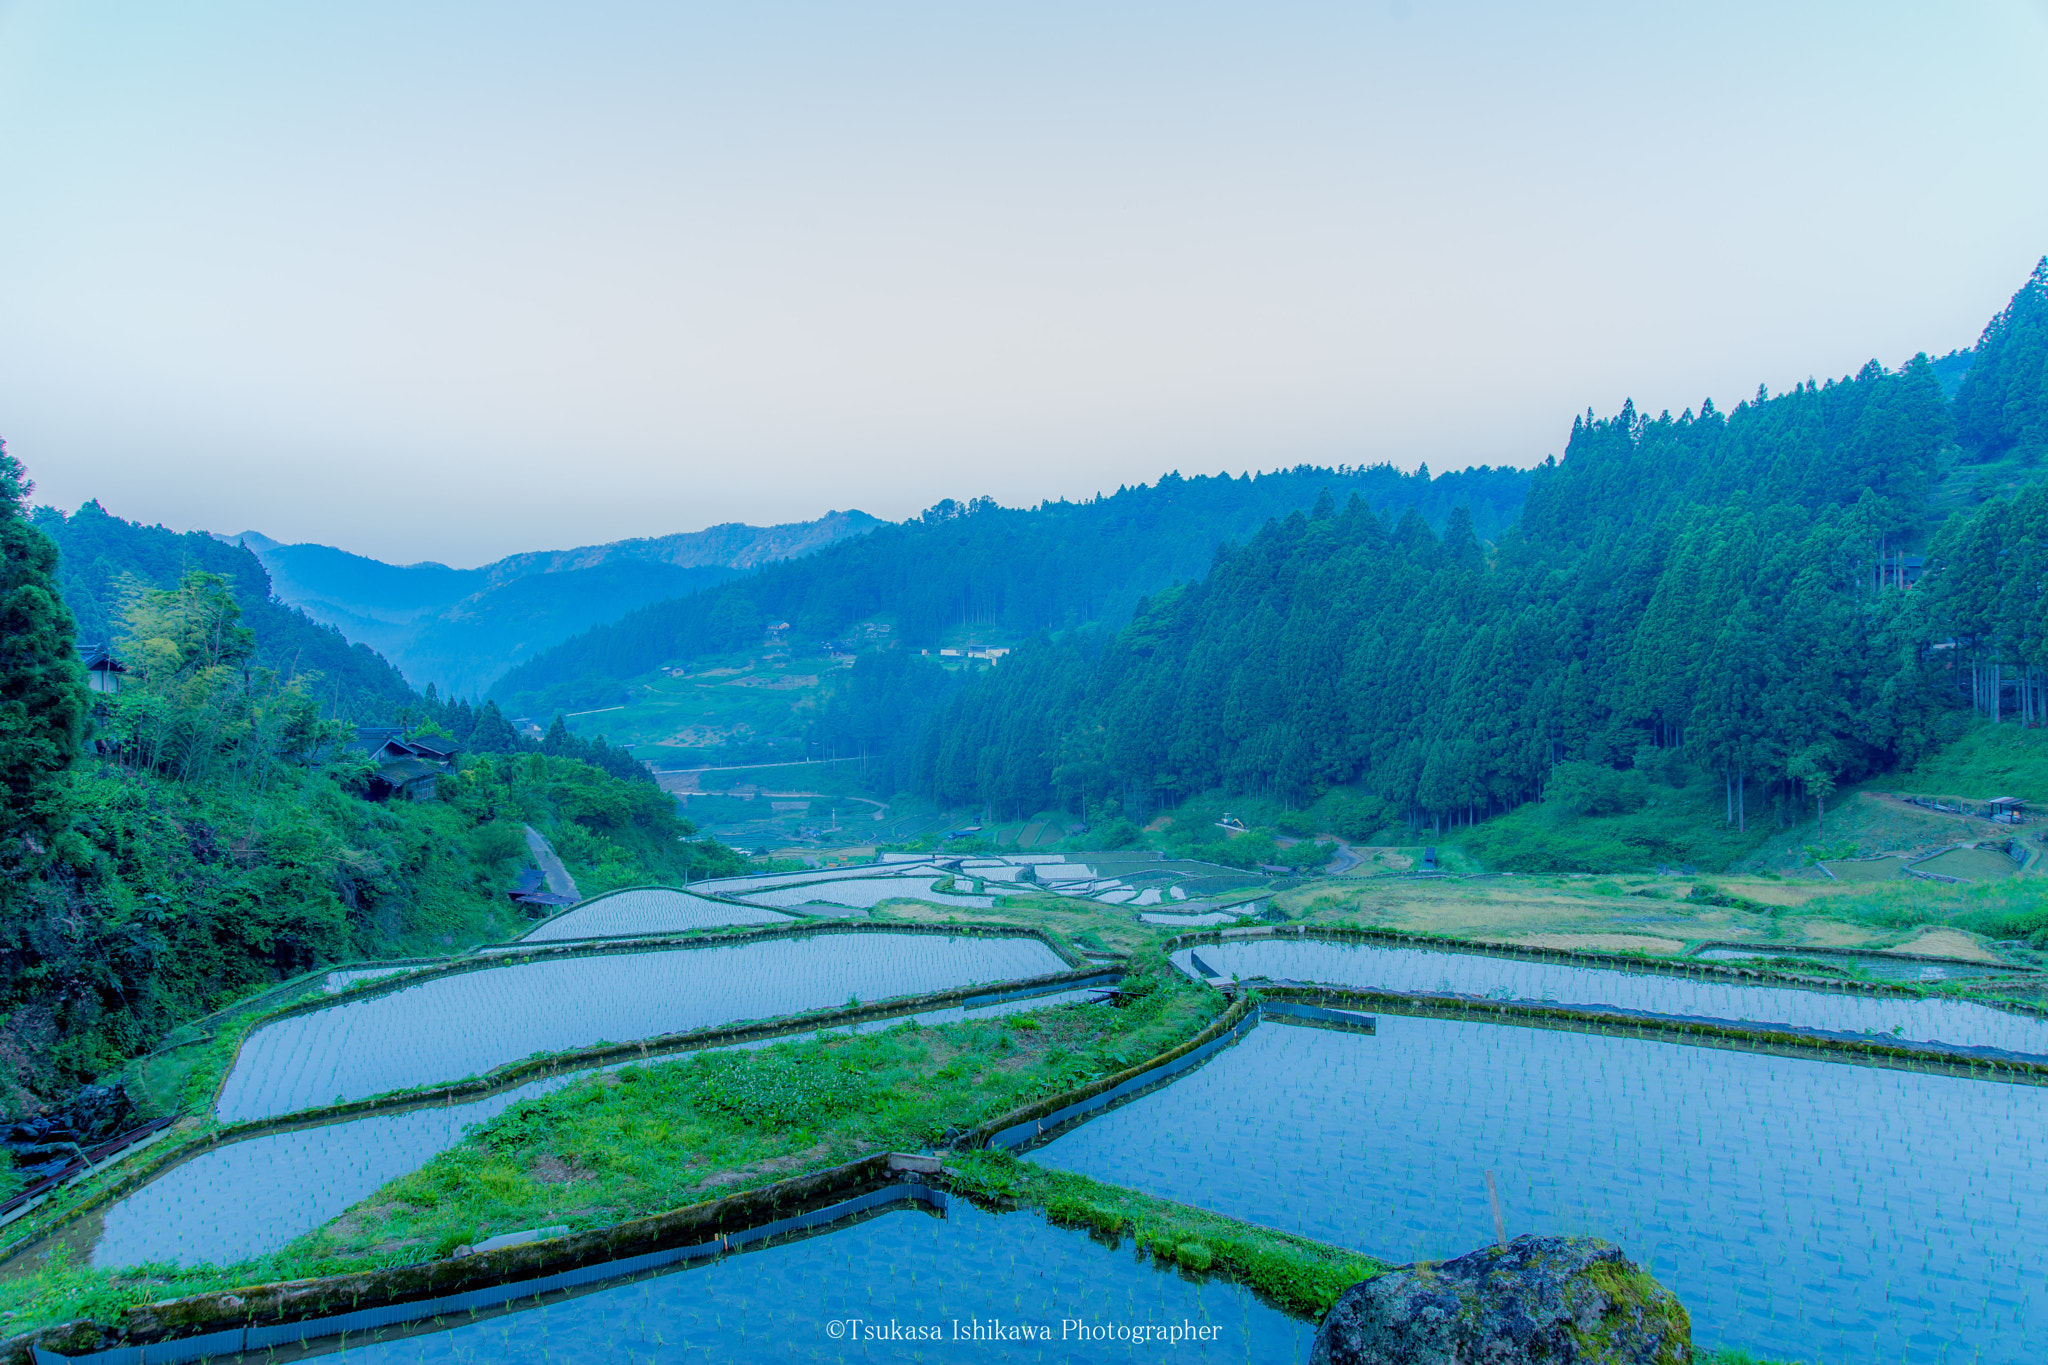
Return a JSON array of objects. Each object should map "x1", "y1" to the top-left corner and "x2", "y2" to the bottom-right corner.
[
  {"x1": 75, "y1": 642, "x2": 128, "y2": 694},
  {"x1": 350, "y1": 726, "x2": 460, "y2": 802}
]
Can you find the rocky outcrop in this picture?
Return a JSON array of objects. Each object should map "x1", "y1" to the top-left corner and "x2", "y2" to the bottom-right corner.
[
  {"x1": 4, "y1": 1083, "x2": 134, "y2": 1183},
  {"x1": 1310, "y1": 1234, "x2": 1690, "y2": 1365}
]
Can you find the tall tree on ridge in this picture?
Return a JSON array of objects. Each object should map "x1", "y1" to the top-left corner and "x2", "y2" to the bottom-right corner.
[{"x1": 0, "y1": 443, "x2": 88, "y2": 878}]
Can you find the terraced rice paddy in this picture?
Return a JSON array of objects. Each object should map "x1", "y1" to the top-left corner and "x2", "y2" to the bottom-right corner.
[
  {"x1": 692, "y1": 864, "x2": 941, "y2": 892},
  {"x1": 331, "y1": 1200, "x2": 1311, "y2": 1364},
  {"x1": 1692, "y1": 946, "x2": 2024, "y2": 983},
  {"x1": 322, "y1": 965, "x2": 426, "y2": 994},
  {"x1": 1032, "y1": 1014, "x2": 2047, "y2": 1364},
  {"x1": 217, "y1": 933, "x2": 1069, "y2": 1120},
  {"x1": 1174, "y1": 938, "x2": 2048, "y2": 1058},
  {"x1": 1818, "y1": 855, "x2": 1908, "y2": 883},
  {"x1": 1141, "y1": 910, "x2": 1251, "y2": 927},
  {"x1": 1910, "y1": 845, "x2": 2026, "y2": 882},
  {"x1": 737, "y1": 877, "x2": 995, "y2": 910},
  {"x1": 56, "y1": 911, "x2": 2048, "y2": 1363},
  {"x1": 94, "y1": 1072, "x2": 591, "y2": 1266},
  {"x1": 88, "y1": 981, "x2": 1110, "y2": 1269},
  {"x1": 521, "y1": 888, "x2": 790, "y2": 942}
]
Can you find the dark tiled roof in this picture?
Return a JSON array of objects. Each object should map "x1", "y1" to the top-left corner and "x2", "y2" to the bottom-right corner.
[
  {"x1": 352, "y1": 725, "x2": 408, "y2": 754},
  {"x1": 76, "y1": 643, "x2": 127, "y2": 672},
  {"x1": 405, "y1": 736, "x2": 460, "y2": 758}
]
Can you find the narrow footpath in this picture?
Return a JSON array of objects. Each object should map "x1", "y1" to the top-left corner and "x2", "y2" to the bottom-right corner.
[{"x1": 523, "y1": 826, "x2": 582, "y2": 901}]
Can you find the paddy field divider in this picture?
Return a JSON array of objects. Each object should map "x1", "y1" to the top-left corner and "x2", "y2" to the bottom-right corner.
[
  {"x1": 967, "y1": 995, "x2": 1260, "y2": 1151},
  {"x1": 13, "y1": 1153, "x2": 951, "y2": 1365},
  {"x1": 1160, "y1": 923, "x2": 2048, "y2": 1018},
  {"x1": 0, "y1": 935, "x2": 1106, "y2": 1274},
  {"x1": 1250, "y1": 983, "x2": 2048, "y2": 1084},
  {"x1": 4, "y1": 972, "x2": 1263, "y2": 1364},
  {"x1": 205, "y1": 919, "x2": 1087, "y2": 1116}
]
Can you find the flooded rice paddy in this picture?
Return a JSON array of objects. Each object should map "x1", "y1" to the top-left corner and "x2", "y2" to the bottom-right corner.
[
  {"x1": 95, "y1": 1072, "x2": 588, "y2": 1267},
  {"x1": 1175, "y1": 938, "x2": 2048, "y2": 1058},
  {"x1": 324, "y1": 965, "x2": 428, "y2": 994},
  {"x1": 737, "y1": 877, "x2": 995, "y2": 911},
  {"x1": 521, "y1": 889, "x2": 790, "y2": 942},
  {"x1": 89, "y1": 983, "x2": 1111, "y2": 1269},
  {"x1": 325, "y1": 1199, "x2": 1311, "y2": 1364},
  {"x1": 73, "y1": 926, "x2": 2048, "y2": 1362},
  {"x1": 1032, "y1": 1014, "x2": 2047, "y2": 1365},
  {"x1": 1142, "y1": 909, "x2": 1254, "y2": 927},
  {"x1": 1910, "y1": 846, "x2": 2026, "y2": 882},
  {"x1": 1691, "y1": 946, "x2": 2024, "y2": 983},
  {"x1": 217, "y1": 933, "x2": 1068, "y2": 1121},
  {"x1": 689, "y1": 864, "x2": 943, "y2": 892}
]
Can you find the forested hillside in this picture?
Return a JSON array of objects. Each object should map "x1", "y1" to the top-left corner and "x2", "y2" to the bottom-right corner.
[
  {"x1": 868, "y1": 262, "x2": 2048, "y2": 855},
  {"x1": 490, "y1": 462, "x2": 1531, "y2": 719},
  {"x1": 299, "y1": 559, "x2": 742, "y2": 700},
  {"x1": 247, "y1": 510, "x2": 880, "y2": 697},
  {"x1": 0, "y1": 458, "x2": 742, "y2": 1111},
  {"x1": 30, "y1": 502, "x2": 415, "y2": 722}
]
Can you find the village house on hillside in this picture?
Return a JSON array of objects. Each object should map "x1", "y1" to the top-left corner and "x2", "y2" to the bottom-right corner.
[
  {"x1": 75, "y1": 642, "x2": 128, "y2": 694},
  {"x1": 350, "y1": 726, "x2": 458, "y2": 802}
]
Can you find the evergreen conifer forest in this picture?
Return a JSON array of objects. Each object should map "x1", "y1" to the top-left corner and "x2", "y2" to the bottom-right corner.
[{"x1": 855, "y1": 262, "x2": 2048, "y2": 838}]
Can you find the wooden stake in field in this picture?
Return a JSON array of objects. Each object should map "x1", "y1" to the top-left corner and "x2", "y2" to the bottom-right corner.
[{"x1": 1485, "y1": 1169, "x2": 1507, "y2": 1246}]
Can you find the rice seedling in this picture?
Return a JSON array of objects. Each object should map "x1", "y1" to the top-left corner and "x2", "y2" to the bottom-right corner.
[{"x1": 215, "y1": 932, "x2": 1069, "y2": 1121}]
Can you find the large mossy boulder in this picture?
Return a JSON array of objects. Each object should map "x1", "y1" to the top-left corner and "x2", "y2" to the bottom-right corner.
[{"x1": 1309, "y1": 1234, "x2": 1690, "y2": 1365}]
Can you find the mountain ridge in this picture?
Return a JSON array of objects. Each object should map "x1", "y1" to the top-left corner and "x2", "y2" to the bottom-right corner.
[{"x1": 222, "y1": 509, "x2": 884, "y2": 696}]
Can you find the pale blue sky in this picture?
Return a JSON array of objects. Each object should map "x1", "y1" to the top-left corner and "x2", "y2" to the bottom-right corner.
[{"x1": 3, "y1": 1, "x2": 2045, "y2": 564}]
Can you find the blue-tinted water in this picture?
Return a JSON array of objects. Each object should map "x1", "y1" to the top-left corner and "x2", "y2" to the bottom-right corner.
[
  {"x1": 1033, "y1": 1015, "x2": 2045, "y2": 1364},
  {"x1": 738, "y1": 877, "x2": 995, "y2": 910},
  {"x1": 94, "y1": 1072, "x2": 589, "y2": 1267},
  {"x1": 1176, "y1": 938, "x2": 2048, "y2": 1057},
  {"x1": 523, "y1": 889, "x2": 791, "y2": 942},
  {"x1": 93, "y1": 987, "x2": 1114, "y2": 1268},
  {"x1": 219, "y1": 933, "x2": 1068, "y2": 1121},
  {"x1": 329, "y1": 1199, "x2": 1311, "y2": 1363}
]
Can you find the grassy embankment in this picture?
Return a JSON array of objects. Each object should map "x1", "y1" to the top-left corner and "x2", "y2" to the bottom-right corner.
[
  {"x1": 1455, "y1": 723, "x2": 2046, "y2": 875},
  {"x1": 0, "y1": 956, "x2": 1226, "y2": 1331},
  {"x1": 946, "y1": 1149, "x2": 1384, "y2": 1319}
]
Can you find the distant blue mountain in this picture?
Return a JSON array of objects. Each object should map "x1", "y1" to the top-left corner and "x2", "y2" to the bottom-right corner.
[{"x1": 223, "y1": 511, "x2": 883, "y2": 697}]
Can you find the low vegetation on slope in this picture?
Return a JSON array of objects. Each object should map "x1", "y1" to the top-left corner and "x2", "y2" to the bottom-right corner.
[{"x1": 1889, "y1": 720, "x2": 2048, "y2": 806}]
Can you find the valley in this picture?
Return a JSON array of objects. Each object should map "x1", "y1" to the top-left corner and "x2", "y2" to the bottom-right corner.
[{"x1": 3, "y1": 263, "x2": 2047, "y2": 1365}]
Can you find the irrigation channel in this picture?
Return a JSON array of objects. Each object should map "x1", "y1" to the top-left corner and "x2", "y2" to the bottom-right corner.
[{"x1": 19, "y1": 875, "x2": 2048, "y2": 1364}]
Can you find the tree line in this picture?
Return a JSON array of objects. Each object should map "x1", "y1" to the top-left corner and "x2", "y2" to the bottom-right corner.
[
  {"x1": 849, "y1": 262, "x2": 2048, "y2": 837},
  {"x1": 488, "y1": 462, "x2": 1532, "y2": 720}
]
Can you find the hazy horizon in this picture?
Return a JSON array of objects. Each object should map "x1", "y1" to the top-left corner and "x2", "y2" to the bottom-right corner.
[{"x1": 4, "y1": 0, "x2": 2045, "y2": 564}]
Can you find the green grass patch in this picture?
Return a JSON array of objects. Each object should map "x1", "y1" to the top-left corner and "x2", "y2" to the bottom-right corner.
[
  {"x1": 281, "y1": 955, "x2": 1217, "y2": 1260},
  {"x1": 1804, "y1": 876, "x2": 2048, "y2": 946},
  {"x1": 945, "y1": 1149, "x2": 1384, "y2": 1321},
  {"x1": 1891, "y1": 719, "x2": 2048, "y2": 806},
  {"x1": 1453, "y1": 798, "x2": 1769, "y2": 875},
  {"x1": 0, "y1": 961, "x2": 1218, "y2": 1333}
]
